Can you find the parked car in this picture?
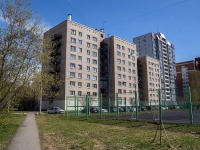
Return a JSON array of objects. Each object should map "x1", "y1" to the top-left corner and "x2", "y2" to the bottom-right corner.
[
  {"x1": 81, "y1": 107, "x2": 99, "y2": 113},
  {"x1": 48, "y1": 107, "x2": 65, "y2": 114},
  {"x1": 102, "y1": 109, "x2": 108, "y2": 113}
]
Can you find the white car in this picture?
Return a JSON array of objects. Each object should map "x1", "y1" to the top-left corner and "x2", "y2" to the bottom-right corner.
[
  {"x1": 102, "y1": 109, "x2": 108, "y2": 113},
  {"x1": 48, "y1": 107, "x2": 65, "y2": 114}
]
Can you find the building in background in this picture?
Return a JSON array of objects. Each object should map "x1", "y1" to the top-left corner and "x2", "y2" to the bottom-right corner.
[
  {"x1": 100, "y1": 36, "x2": 138, "y2": 107},
  {"x1": 138, "y1": 56, "x2": 161, "y2": 106},
  {"x1": 176, "y1": 57, "x2": 200, "y2": 100},
  {"x1": 133, "y1": 33, "x2": 176, "y2": 105},
  {"x1": 43, "y1": 14, "x2": 104, "y2": 110}
]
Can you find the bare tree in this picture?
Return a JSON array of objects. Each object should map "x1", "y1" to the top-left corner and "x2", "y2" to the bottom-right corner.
[{"x1": 0, "y1": 0, "x2": 58, "y2": 111}]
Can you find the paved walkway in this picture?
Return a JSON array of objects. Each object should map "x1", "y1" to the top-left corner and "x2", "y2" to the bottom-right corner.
[{"x1": 8, "y1": 112, "x2": 41, "y2": 150}]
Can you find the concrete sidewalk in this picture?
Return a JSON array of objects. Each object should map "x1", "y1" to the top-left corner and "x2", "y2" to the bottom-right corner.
[{"x1": 8, "y1": 112, "x2": 41, "y2": 150}]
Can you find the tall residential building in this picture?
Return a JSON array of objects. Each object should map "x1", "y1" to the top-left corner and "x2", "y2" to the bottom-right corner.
[
  {"x1": 176, "y1": 57, "x2": 200, "y2": 100},
  {"x1": 43, "y1": 15, "x2": 104, "y2": 109},
  {"x1": 133, "y1": 32, "x2": 176, "y2": 104},
  {"x1": 138, "y1": 56, "x2": 161, "y2": 106},
  {"x1": 100, "y1": 36, "x2": 138, "y2": 106}
]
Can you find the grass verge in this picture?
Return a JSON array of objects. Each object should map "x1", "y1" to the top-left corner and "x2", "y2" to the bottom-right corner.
[
  {"x1": 0, "y1": 113, "x2": 26, "y2": 149},
  {"x1": 36, "y1": 114, "x2": 200, "y2": 150}
]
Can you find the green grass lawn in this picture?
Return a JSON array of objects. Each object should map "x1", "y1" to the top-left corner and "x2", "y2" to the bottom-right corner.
[
  {"x1": 36, "y1": 114, "x2": 200, "y2": 150},
  {"x1": 0, "y1": 113, "x2": 26, "y2": 150}
]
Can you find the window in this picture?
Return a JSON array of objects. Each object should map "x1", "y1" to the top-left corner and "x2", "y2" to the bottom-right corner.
[
  {"x1": 86, "y1": 66, "x2": 90, "y2": 71},
  {"x1": 129, "y1": 76, "x2": 131, "y2": 80},
  {"x1": 70, "y1": 72, "x2": 75, "y2": 78},
  {"x1": 78, "y1": 82, "x2": 82, "y2": 87},
  {"x1": 87, "y1": 92, "x2": 90, "y2": 96},
  {"x1": 70, "y1": 63, "x2": 75, "y2": 68},
  {"x1": 122, "y1": 60, "x2": 125, "y2": 65},
  {"x1": 78, "y1": 73, "x2": 82, "y2": 78},
  {"x1": 123, "y1": 67, "x2": 126, "y2": 72},
  {"x1": 79, "y1": 32, "x2": 82, "y2": 37},
  {"x1": 87, "y1": 35, "x2": 90, "y2": 40},
  {"x1": 87, "y1": 83, "x2": 90, "y2": 88},
  {"x1": 92, "y1": 67, "x2": 97, "y2": 72},
  {"x1": 78, "y1": 48, "x2": 82, "y2": 53},
  {"x1": 93, "y1": 84, "x2": 97, "y2": 88},
  {"x1": 70, "y1": 91, "x2": 75, "y2": 95},
  {"x1": 132, "y1": 69, "x2": 135, "y2": 74},
  {"x1": 87, "y1": 42, "x2": 90, "y2": 48},
  {"x1": 128, "y1": 62, "x2": 131, "y2": 66},
  {"x1": 129, "y1": 83, "x2": 132, "y2": 87},
  {"x1": 70, "y1": 81, "x2": 75, "y2": 86},
  {"x1": 117, "y1": 59, "x2": 121, "y2": 64},
  {"x1": 132, "y1": 56, "x2": 135, "y2": 60},
  {"x1": 93, "y1": 37, "x2": 97, "y2": 42},
  {"x1": 78, "y1": 65, "x2": 82, "y2": 70},
  {"x1": 122, "y1": 46, "x2": 125, "y2": 50},
  {"x1": 128, "y1": 55, "x2": 130, "y2": 59},
  {"x1": 78, "y1": 56, "x2": 82, "y2": 61},
  {"x1": 92, "y1": 44, "x2": 97, "y2": 49},
  {"x1": 78, "y1": 40, "x2": 82, "y2": 45},
  {"x1": 122, "y1": 53, "x2": 125, "y2": 57},
  {"x1": 119, "y1": 97, "x2": 122, "y2": 105},
  {"x1": 123, "y1": 90, "x2": 126, "y2": 94},
  {"x1": 71, "y1": 29, "x2": 76, "y2": 35},
  {"x1": 87, "y1": 74, "x2": 90, "y2": 80},
  {"x1": 93, "y1": 92, "x2": 97, "y2": 96},
  {"x1": 123, "y1": 75, "x2": 126, "y2": 79},
  {"x1": 92, "y1": 59, "x2": 97, "y2": 64},
  {"x1": 71, "y1": 46, "x2": 76, "y2": 52},
  {"x1": 117, "y1": 44, "x2": 120, "y2": 49},
  {"x1": 132, "y1": 63, "x2": 135, "y2": 67},
  {"x1": 118, "y1": 81, "x2": 121, "y2": 86},
  {"x1": 117, "y1": 66, "x2": 121, "y2": 71},
  {"x1": 128, "y1": 48, "x2": 130, "y2": 53},
  {"x1": 118, "y1": 89, "x2": 122, "y2": 94},
  {"x1": 92, "y1": 51, "x2": 97, "y2": 57},
  {"x1": 70, "y1": 54, "x2": 76, "y2": 60},
  {"x1": 131, "y1": 49, "x2": 134, "y2": 54},
  {"x1": 118, "y1": 74, "x2": 121, "y2": 79},
  {"x1": 122, "y1": 82, "x2": 126, "y2": 86},
  {"x1": 92, "y1": 76, "x2": 97, "y2": 80},
  {"x1": 87, "y1": 58, "x2": 90, "y2": 63},
  {"x1": 87, "y1": 50, "x2": 90, "y2": 55},
  {"x1": 78, "y1": 91, "x2": 82, "y2": 96},
  {"x1": 117, "y1": 51, "x2": 121, "y2": 56},
  {"x1": 71, "y1": 38, "x2": 76, "y2": 43}
]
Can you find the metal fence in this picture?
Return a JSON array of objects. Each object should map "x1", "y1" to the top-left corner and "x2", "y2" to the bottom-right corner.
[{"x1": 65, "y1": 87, "x2": 200, "y2": 125}]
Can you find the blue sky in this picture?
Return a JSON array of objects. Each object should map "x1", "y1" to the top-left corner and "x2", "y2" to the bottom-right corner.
[{"x1": 2, "y1": 0, "x2": 200, "y2": 63}]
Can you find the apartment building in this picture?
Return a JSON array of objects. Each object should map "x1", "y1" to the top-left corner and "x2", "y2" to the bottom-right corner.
[
  {"x1": 176, "y1": 57, "x2": 200, "y2": 100},
  {"x1": 100, "y1": 36, "x2": 138, "y2": 106},
  {"x1": 43, "y1": 15, "x2": 104, "y2": 109},
  {"x1": 133, "y1": 32, "x2": 176, "y2": 104},
  {"x1": 138, "y1": 56, "x2": 161, "y2": 106}
]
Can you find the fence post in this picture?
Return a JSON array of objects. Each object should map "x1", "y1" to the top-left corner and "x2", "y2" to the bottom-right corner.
[
  {"x1": 74, "y1": 95, "x2": 77, "y2": 116},
  {"x1": 116, "y1": 93, "x2": 119, "y2": 120},
  {"x1": 189, "y1": 86, "x2": 194, "y2": 125},
  {"x1": 159, "y1": 89, "x2": 162, "y2": 122},
  {"x1": 135, "y1": 90, "x2": 138, "y2": 121},
  {"x1": 100, "y1": 93, "x2": 102, "y2": 119},
  {"x1": 108, "y1": 97, "x2": 110, "y2": 113},
  {"x1": 66, "y1": 96, "x2": 68, "y2": 116},
  {"x1": 77, "y1": 97, "x2": 79, "y2": 116},
  {"x1": 86, "y1": 95, "x2": 89, "y2": 118}
]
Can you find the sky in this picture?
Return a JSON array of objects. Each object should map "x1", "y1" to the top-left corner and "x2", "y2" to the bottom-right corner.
[{"x1": 1, "y1": 0, "x2": 200, "y2": 63}]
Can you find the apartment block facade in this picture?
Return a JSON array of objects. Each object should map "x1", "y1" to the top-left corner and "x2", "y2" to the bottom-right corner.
[
  {"x1": 43, "y1": 16, "x2": 104, "y2": 109},
  {"x1": 133, "y1": 33, "x2": 176, "y2": 104},
  {"x1": 100, "y1": 36, "x2": 138, "y2": 106},
  {"x1": 138, "y1": 56, "x2": 161, "y2": 106},
  {"x1": 176, "y1": 57, "x2": 200, "y2": 100}
]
